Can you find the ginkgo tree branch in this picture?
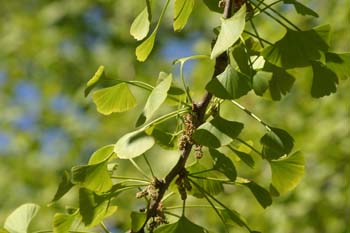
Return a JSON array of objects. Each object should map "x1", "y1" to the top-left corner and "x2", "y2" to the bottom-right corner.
[{"x1": 136, "y1": 1, "x2": 234, "y2": 232}]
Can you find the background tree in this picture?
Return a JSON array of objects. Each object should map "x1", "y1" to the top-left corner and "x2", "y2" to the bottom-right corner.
[{"x1": 0, "y1": 0, "x2": 349, "y2": 233}]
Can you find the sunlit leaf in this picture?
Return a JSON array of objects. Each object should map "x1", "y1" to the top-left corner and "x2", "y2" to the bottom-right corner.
[
  {"x1": 283, "y1": 0, "x2": 319, "y2": 17},
  {"x1": 242, "y1": 181, "x2": 272, "y2": 208},
  {"x1": 209, "y1": 149, "x2": 236, "y2": 181},
  {"x1": 85, "y1": 66, "x2": 105, "y2": 97},
  {"x1": 130, "y1": 7, "x2": 150, "y2": 41},
  {"x1": 88, "y1": 144, "x2": 115, "y2": 165},
  {"x1": 325, "y1": 52, "x2": 350, "y2": 80},
  {"x1": 187, "y1": 162, "x2": 224, "y2": 198},
  {"x1": 311, "y1": 61, "x2": 338, "y2": 98},
  {"x1": 136, "y1": 31, "x2": 157, "y2": 62},
  {"x1": 270, "y1": 151, "x2": 304, "y2": 194},
  {"x1": 114, "y1": 129, "x2": 155, "y2": 159},
  {"x1": 92, "y1": 83, "x2": 136, "y2": 115},
  {"x1": 192, "y1": 116, "x2": 244, "y2": 148},
  {"x1": 154, "y1": 216, "x2": 207, "y2": 233},
  {"x1": 173, "y1": 0, "x2": 194, "y2": 31},
  {"x1": 262, "y1": 25, "x2": 330, "y2": 68},
  {"x1": 78, "y1": 188, "x2": 117, "y2": 228},
  {"x1": 206, "y1": 65, "x2": 251, "y2": 99},
  {"x1": 52, "y1": 209, "x2": 79, "y2": 233},
  {"x1": 71, "y1": 152, "x2": 113, "y2": 192},
  {"x1": 50, "y1": 170, "x2": 74, "y2": 203},
  {"x1": 136, "y1": 73, "x2": 172, "y2": 126},
  {"x1": 211, "y1": 5, "x2": 246, "y2": 59},
  {"x1": 260, "y1": 127, "x2": 294, "y2": 160},
  {"x1": 131, "y1": 212, "x2": 147, "y2": 232},
  {"x1": 4, "y1": 203, "x2": 40, "y2": 233}
]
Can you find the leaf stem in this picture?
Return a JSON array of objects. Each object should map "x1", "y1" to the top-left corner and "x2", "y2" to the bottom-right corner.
[
  {"x1": 243, "y1": 30, "x2": 273, "y2": 45},
  {"x1": 179, "y1": 61, "x2": 193, "y2": 103},
  {"x1": 154, "y1": 0, "x2": 171, "y2": 31},
  {"x1": 162, "y1": 191, "x2": 175, "y2": 202},
  {"x1": 143, "y1": 154, "x2": 155, "y2": 177},
  {"x1": 235, "y1": 138, "x2": 263, "y2": 156},
  {"x1": 165, "y1": 204, "x2": 224, "y2": 210},
  {"x1": 110, "y1": 176, "x2": 150, "y2": 183},
  {"x1": 259, "y1": 0, "x2": 283, "y2": 13},
  {"x1": 129, "y1": 158, "x2": 151, "y2": 179},
  {"x1": 100, "y1": 222, "x2": 111, "y2": 233},
  {"x1": 142, "y1": 108, "x2": 190, "y2": 130},
  {"x1": 163, "y1": 211, "x2": 182, "y2": 218},
  {"x1": 189, "y1": 168, "x2": 214, "y2": 175},
  {"x1": 125, "y1": 80, "x2": 191, "y2": 107},
  {"x1": 249, "y1": 19, "x2": 264, "y2": 48},
  {"x1": 253, "y1": 0, "x2": 301, "y2": 31},
  {"x1": 230, "y1": 100, "x2": 271, "y2": 131},
  {"x1": 189, "y1": 179, "x2": 229, "y2": 233}
]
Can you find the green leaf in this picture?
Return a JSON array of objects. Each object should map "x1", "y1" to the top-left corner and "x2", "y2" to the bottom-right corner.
[
  {"x1": 149, "y1": 127, "x2": 177, "y2": 150},
  {"x1": 136, "y1": 73, "x2": 172, "y2": 126},
  {"x1": 221, "y1": 208, "x2": 248, "y2": 228},
  {"x1": 202, "y1": 0, "x2": 221, "y2": 13},
  {"x1": 131, "y1": 212, "x2": 147, "y2": 232},
  {"x1": 231, "y1": 42, "x2": 254, "y2": 77},
  {"x1": 209, "y1": 149, "x2": 237, "y2": 181},
  {"x1": 270, "y1": 151, "x2": 304, "y2": 194},
  {"x1": 311, "y1": 61, "x2": 338, "y2": 98},
  {"x1": 187, "y1": 162, "x2": 224, "y2": 198},
  {"x1": 173, "y1": 0, "x2": 194, "y2": 31},
  {"x1": 52, "y1": 209, "x2": 79, "y2": 233},
  {"x1": 325, "y1": 52, "x2": 350, "y2": 80},
  {"x1": 211, "y1": 5, "x2": 246, "y2": 59},
  {"x1": 114, "y1": 129, "x2": 155, "y2": 159},
  {"x1": 262, "y1": 63, "x2": 295, "y2": 100},
  {"x1": 206, "y1": 65, "x2": 251, "y2": 99},
  {"x1": 242, "y1": 181, "x2": 272, "y2": 208},
  {"x1": 283, "y1": 0, "x2": 319, "y2": 17},
  {"x1": 252, "y1": 71, "x2": 272, "y2": 96},
  {"x1": 192, "y1": 116, "x2": 244, "y2": 148},
  {"x1": 4, "y1": 203, "x2": 40, "y2": 233},
  {"x1": 78, "y1": 188, "x2": 117, "y2": 228},
  {"x1": 50, "y1": 170, "x2": 74, "y2": 203},
  {"x1": 154, "y1": 216, "x2": 207, "y2": 233},
  {"x1": 260, "y1": 127, "x2": 294, "y2": 160},
  {"x1": 92, "y1": 83, "x2": 136, "y2": 115},
  {"x1": 88, "y1": 144, "x2": 115, "y2": 165},
  {"x1": 85, "y1": 65, "x2": 105, "y2": 97},
  {"x1": 71, "y1": 152, "x2": 113, "y2": 192},
  {"x1": 262, "y1": 25, "x2": 330, "y2": 68},
  {"x1": 136, "y1": 30, "x2": 157, "y2": 62},
  {"x1": 130, "y1": 7, "x2": 150, "y2": 41},
  {"x1": 229, "y1": 147, "x2": 255, "y2": 168}
]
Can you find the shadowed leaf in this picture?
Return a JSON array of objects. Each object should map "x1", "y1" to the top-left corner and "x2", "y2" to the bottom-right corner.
[
  {"x1": 262, "y1": 25, "x2": 330, "y2": 68},
  {"x1": 206, "y1": 65, "x2": 251, "y2": 99}
]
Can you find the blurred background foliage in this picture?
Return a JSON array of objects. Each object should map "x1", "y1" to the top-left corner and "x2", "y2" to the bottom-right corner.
[{"x1": 0, "y1": 0, "x2": 349, "y2": 232}]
